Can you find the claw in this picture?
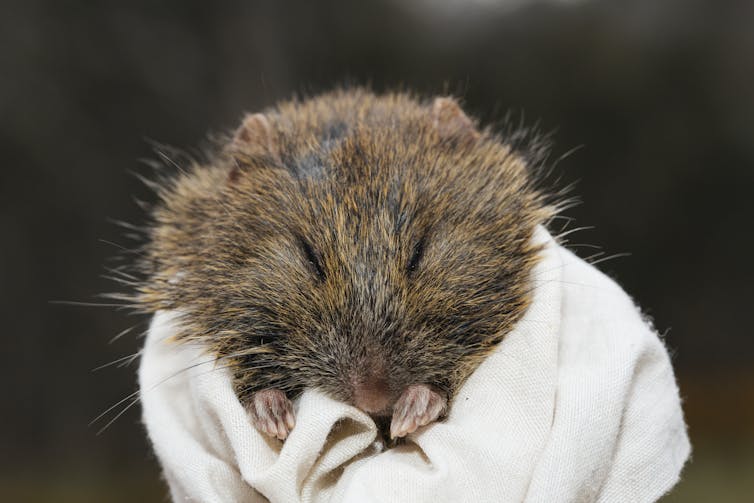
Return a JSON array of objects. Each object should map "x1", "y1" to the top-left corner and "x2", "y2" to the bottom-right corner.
[
  {"x1": 390, "y1": 384, "x2": 447, "y2": 439},
  {"x1": 247, "y1": 389, "x2": 296, "y2": 440}
]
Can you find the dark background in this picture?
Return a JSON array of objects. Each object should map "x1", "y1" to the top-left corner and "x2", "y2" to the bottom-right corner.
[{"x1": 2, "y1": 0, "x2": 752, "y2": 501}]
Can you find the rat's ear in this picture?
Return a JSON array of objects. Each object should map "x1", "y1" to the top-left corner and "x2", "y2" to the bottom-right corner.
[
  {"x1": 232, "y1": 113, "x2": 278, "y2": 155},
  {"x1": 228, "y1": 113, "x2": 280, "y2": 183},
  {"x1": 432, "y1": 97, "x2": 480, "y2": 143}
]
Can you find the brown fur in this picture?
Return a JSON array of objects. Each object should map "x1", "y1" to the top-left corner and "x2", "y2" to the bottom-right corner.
[{"x1": 131, "y1": 89, "x2": 554, "y2": 430}]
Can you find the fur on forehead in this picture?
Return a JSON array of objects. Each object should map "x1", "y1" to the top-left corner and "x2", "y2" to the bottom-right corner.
[{"x1": 223, "y1": 90, "x2": 538, "y2": 231}]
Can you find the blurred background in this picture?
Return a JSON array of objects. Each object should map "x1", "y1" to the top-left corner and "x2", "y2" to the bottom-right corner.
[{"x1": 2, "y1": 0, "x2": 752, "y2": 501}]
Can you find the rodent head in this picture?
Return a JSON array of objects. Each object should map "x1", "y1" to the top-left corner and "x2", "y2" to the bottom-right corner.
[{"x1": 138, "y1": 90, "x2": 551, "y2": 416}]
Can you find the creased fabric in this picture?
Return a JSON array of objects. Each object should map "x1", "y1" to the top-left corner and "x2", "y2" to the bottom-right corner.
[{"x1": 139, "y1": 228, "x2": 690, "y2": 502}]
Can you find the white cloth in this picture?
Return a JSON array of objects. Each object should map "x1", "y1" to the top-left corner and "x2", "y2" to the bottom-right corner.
[{"x1": 139, "y1": 228, "x2": 690, "y2": 503}]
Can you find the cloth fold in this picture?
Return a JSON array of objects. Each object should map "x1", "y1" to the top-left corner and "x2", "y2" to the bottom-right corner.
[{"x1": 139, "y1": 228, "x2": 690, "y2": 502}]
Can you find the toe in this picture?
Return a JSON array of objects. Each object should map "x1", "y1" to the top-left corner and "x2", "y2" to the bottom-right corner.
[
  {"x1": 390, "y1": 384, "x2": 447, "y2": 439},
  {"x1": 248, "y1": 388, "x2": 295, "y2": 440}
]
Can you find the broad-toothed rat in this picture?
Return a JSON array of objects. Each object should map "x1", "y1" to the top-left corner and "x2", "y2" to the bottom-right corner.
[{"x1": 130, "y1": 89, "x2": 554, "y2": 441}]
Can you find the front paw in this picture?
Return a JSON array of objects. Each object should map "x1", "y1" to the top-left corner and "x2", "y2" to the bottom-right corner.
[
  {"x1": 247, "y1": 388, "x2": 296, "y2": 440},
  {"x1": 390, "y1": 384, "x2": 447, "y2": 439}
]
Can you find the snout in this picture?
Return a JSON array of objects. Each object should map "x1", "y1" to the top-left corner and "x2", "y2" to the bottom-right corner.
[{"x1": 352, "y1": 375, "x2": 392, "y2": 415}]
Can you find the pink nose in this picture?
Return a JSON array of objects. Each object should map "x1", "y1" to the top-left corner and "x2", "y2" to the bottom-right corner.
[{"x1": 353, "y1": 377, "x2": 391, "y2": 414}]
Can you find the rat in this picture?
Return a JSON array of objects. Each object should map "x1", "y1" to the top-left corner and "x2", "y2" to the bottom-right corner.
[{"x1": 130, "y1": 89, "x2": 554, "y2": 441}]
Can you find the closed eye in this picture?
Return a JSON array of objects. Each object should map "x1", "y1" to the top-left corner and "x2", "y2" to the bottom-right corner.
[
  {"x1": 407, "y1": 237, "x2": 426, "y2": 275},
  {"x1": 299, "y1": 237, "x2": 326, "y2": 281}
]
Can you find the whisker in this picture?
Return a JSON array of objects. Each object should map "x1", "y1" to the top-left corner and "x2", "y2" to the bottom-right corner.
[
  {"x1": 90, "y1": 388, "x2": 142, "y2": 428},
  {"x1": 588, "y1": 252, "x2": 631, "y2": 266},
  {"x1": 95, "y1": 395, "x2": 142, "y2": 435},
  {"x1": 92, "y1": 350, "x2": 142, "y2": 372},
  {"x1": 92, "y1": 348, "x2": 227, "y2": 434},
  {"x1": 565, "y1": 242, "x2": 602, "y2": 250},
  {"x1": 102, "y1": 265, "x2": 140, "y2": 282},
  {"x1": 99, "y1": 239, "x2": 131, "y2": 252},
  {"x1": 49, "y1": 300, "x2": 126, "y2": 308},
  {"x1": 554, "y1": 225, "x2": 595, "y2": 241}
]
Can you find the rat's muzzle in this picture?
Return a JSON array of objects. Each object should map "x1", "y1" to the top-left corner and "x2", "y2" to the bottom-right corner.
[{"x1": 351, "y1": 374, "x2": 392, "y2": 415}]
